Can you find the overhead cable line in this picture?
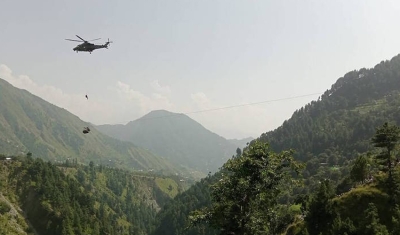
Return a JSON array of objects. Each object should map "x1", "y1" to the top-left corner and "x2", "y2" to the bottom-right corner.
[{"x1": 136, "y1": 92, "x2": 323, "y2": 122}]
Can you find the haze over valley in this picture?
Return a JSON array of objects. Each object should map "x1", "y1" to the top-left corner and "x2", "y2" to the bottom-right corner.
[{"x1": 2, "y1": 1, "x2": 400, "y2": 234}]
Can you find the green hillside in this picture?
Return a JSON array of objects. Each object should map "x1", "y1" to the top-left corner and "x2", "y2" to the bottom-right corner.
[
  {"x1": 0, "y1": 78, "x2": 182, "y2": 174},
  {"x1": 151, "y1": 54, "x2": 400, "y2": 235},
  {"x1": 260, "y1": 56, "x2": 400, "y2": 160},
  {"x1": 97, "y1": 110, "x2": 241, "y2": 174},
  {"x1": 0, "y1": 155, "x2": 189, "y2": 235}
]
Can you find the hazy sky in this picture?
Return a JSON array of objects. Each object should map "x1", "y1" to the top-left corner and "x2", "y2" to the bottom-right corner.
[{"x1": 2, "y1": 0, "x2": 400, "y2": 139}]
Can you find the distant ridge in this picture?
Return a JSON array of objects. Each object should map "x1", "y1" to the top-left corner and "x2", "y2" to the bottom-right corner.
[
  {"x1": 97, "y1": 110, "x2": 240, "y2": 173},
  {"x1": 0, "y1": 78, "x2": 180, "y2": 174},
  {"x1": 228, "y1": 137, "x2": 254, "y2": 149}
]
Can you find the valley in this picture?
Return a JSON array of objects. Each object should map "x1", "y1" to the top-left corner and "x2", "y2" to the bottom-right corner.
[
  {"x1": 96, "y1": 110, "x2": 252, "y2": 174},
  {"x1": 1, "y1": 53, "x2": 400, "y2": 234}
]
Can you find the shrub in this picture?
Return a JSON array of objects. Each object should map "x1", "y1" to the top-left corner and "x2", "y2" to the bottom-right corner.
[{"x1": 0, "y1": 201, "x2": 11, "y2": 214}]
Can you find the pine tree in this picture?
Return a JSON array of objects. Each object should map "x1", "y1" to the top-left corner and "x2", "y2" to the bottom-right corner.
[
  {"x1": 350, "y1": 155, "x2": 368, "y2": 184},
  {"x1": 305, "y1": 180, "x2": 335, "y2": 235},
  {"x1": 372, "y1": 122, "x2": 400, "y2": 202},
  {"x1": 362, "y1": 203, "x2": 389, "y2": 235},
  {"x1": 371, "y1": 122, "x2": 400, "y2": 180}
]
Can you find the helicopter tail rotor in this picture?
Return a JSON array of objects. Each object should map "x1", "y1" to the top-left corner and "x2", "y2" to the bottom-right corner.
[{"x1": 105, "y1": 38, "x2": 113, "y2": 48}]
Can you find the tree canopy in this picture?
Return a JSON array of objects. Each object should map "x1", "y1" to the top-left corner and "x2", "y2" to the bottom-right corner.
[{"x1": 189, "y1": 140, "x2": 302, "y2": 234}]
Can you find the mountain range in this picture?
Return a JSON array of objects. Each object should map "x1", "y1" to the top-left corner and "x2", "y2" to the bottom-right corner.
[
  {"x1": 0, "y1": 78, "x2": 180, "y2": 174},
  {"x1": 96, "y1": 110, "x2": 252, "y2": 174},
  {"x1": 0, "y1": 78, "x2": 253, "y2": 177}
]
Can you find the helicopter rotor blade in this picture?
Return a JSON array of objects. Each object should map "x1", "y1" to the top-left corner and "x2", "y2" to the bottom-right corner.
[
  {"x1": 65, "y1": 39, "x2": 83, "y2": 42},
  {"x1": 76, "y1": 35, "x2": 87, "y2": 42},
  {"x1": 89, "y1": 38, "x2": 101, "y2": 42}
]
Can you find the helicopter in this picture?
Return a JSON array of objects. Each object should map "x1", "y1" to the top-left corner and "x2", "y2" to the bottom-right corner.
[{"x1": 65, "y1": 35, "x2": 112, "y2": 54}]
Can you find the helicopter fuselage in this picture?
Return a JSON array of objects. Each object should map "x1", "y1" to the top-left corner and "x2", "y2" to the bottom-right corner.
[{"x1": 73, "y1": 42, "x2": 110, "y2": 53}]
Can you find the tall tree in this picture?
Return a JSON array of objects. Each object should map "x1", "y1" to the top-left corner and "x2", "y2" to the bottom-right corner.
[
  {"x1": 350, "y1": 155, "x2": 368, "y2": 184},
  {"x1": 361, "y1": 203, "x2": 389, "y2": 235},
  {"x1": 371, "y1": 122, "x2": 400, "y2": 181},
  {"x1": 305, "y1": 179, "x2": 335, "y2": 235},
  {"x1": 189, "y1": 140, "x2": 302, "y2": 235}
]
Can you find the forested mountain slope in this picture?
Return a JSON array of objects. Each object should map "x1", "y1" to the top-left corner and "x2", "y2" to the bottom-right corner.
[
  {"x1": 260, "y1": 55, "x2": 400, "y2": 161},
  {"x1": 97, "y1": 110, "x2": 240, "y2": 173},
  {"x1": 151, "y1": 54, "x2": 400, "y2": 235},
  {"x1": 0, "y1": 155, "x2": 187, "y2": 235},
  {"x1": 0, "y1": 79, "x2": 182, "y2": 174}
]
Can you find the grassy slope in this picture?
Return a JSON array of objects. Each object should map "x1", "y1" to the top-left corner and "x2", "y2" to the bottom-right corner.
[
  {"x1": 155, "y1": 178, "x2": 179, "y2": 198},
  {"x1": 0, "y1": 78, "x2": 181, "y2": 174}
]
